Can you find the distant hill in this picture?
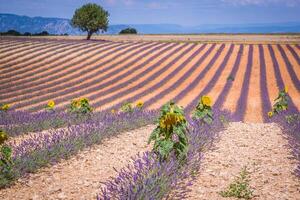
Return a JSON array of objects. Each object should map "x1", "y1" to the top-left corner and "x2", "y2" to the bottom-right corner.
[{"x1": 0, "y1": 13, "x2": 300, "y2": 35}]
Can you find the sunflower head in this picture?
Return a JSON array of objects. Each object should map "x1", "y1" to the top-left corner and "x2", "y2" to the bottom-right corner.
[
  {"x1": 47, "y1": 100, "x2": 55, "y2": 109},
  {"x1": 159, "y1": 112, "x2": 185, "y2": 129},
  {"x1": 71, "y1": 99, "x2": 81, "y2": 108},
  {"x1": 201, "y1": 96, "x2": 212, "y2": 107},
  {"x1": 1, "y1": 104, "x2": 10, "y2": 111},
  {"x1": 268, "y1": 111, "x2": 273, "y2": 118},
  {"x1": 136, "y1": 101, "x2": 144, "y2": 108},
  {"x1": 0, "y1": 130, "x2": 8, "y2": 144},
  {"x1": 284, "y1": 86, "x2": 288, "y2": 94}
]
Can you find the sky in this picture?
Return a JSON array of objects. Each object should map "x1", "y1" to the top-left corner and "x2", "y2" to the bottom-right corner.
[{"x1": 0, "y1": 0, "x2": 300, "y2": 26}]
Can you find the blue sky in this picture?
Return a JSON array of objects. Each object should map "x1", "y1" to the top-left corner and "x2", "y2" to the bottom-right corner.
[{"x1": 1, "y1": 0, "x2": 300, "y2": 26}]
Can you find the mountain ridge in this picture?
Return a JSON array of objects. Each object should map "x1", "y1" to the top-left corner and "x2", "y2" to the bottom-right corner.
[{"x1": 1, "y1": 13, "x2": 300, "y2": 35}]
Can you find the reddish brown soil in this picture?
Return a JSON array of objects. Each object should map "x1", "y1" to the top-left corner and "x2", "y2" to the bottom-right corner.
[
  {"x1": 222, "y1": 45, "x2": 249, "y2": 113},
  {"x1": 1, "y1": 40, "x2": 299, "y2": 122}
]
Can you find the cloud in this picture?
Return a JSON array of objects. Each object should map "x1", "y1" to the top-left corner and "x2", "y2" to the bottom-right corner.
[{"x1": 222, "y1": 0, "x2": 300, "y2": 6}]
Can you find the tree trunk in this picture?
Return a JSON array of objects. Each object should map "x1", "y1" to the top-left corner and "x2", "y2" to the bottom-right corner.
[{"x1": 87, "y1": 31, "x2": 93, "y2": 40}]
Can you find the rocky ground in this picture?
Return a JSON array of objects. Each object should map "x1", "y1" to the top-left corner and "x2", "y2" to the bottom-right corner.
[
  {"x1": 187, "y1": 122, "x2": 300, "y2": 200},
  {"x1": 0, "y1": 123, "x2": 299, "y2": 200}
]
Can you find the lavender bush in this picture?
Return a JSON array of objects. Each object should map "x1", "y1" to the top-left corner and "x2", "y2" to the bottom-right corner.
[{"x1": 267, "y1": 108, "x2": 300, "y2": 177}]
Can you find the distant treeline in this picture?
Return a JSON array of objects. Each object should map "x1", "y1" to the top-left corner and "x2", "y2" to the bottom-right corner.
[{"x1": 0, "y1": 29, "x2": 69, "y2": 36}]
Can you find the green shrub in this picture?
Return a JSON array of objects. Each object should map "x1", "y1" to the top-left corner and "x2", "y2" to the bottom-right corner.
[
  {"x1": 220, "y1": 167, "x2": 253, "y2": 199},
  {"x1": 0, "y1": 130, "x2": 14, "y2": 187},
  {"x1": 69, "y1": 97, "x2": 93, "y2": 116},
  {"x1": 192, "y1": 95, "x2": 213, "y2": 124},
  {"x1": 268, "y1": 87, "x2": 289, "y2": 118},
  {"x1": 120, "y1": 102, "x2": 134, "y2": 113},
  {"x1": 148, "y1": 101, "x2": 189, "y2": 162}
]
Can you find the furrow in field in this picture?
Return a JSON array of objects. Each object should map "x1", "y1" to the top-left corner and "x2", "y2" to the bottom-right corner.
[
  {"x1": 270, "y1": 45, "x2": 300, "y2": 110},
  {"x1": 23, "y1": 42, "x2": 174, "y2": 111},
  {"x1": 0, "y1": 43, "x2": 79, "y2": 66},
  {"x1": 243, "y1": 45, "x2": 263, "y2": 122},
  {"x1": 0, "y1": 39, "x2": 75, "y2": 60},
  {"x1": 88, "y1": 44, "x2": 209, "y2": 112},
  {"x1": 0, "y1": 40, "x2": 55, "y2": 56},
  {"x1": 0, "y1": 41, "x2": 113, "y2": 81},
  {"x1": 258, "y1": 44, "x2": 272, "y2": 122},
  {"x1": 0, "y1": 42, "x2": 129, "y2": 90},
  {"x1": 0, "y1": 40, "x2": 40, "y2": 52},
  {"x1": 286, "y1": 44, "x2": 300, "y2": 65},
  {"x1": 280, "y1": 45, "x2": 300, "y2": 81},
  {"x1": 99, "y1": 44, "x2": 214, "y2": 112},
  {"x1": 214, "y1": 45, "x2": 243, "y2": 110},
  {"x1": 0, "y1": 42, "x2": 143, "y2": 99},
  {"x1": 151, "y1": 44, "x2": 226, "y2": 110},
  {"x1": 143, "y1": 44, "x2": 218, "y2": 110},
  {"x1": 203, "y1": 45, "x2": 241, "y2": 111},
  {"x1": 0, "y1": 42, "x2": 139, "y2": 98},
  {"x1": 277, "y1": 44, "x2": 300, "y2": 90},
  {"x1": 0, "y1": 40, "x2": 20, "y2": 46},
  {"x1": 2, "y1": 42, "x2": 153, "y2": 101},
  {"x1": 0, "y1": 40, "x2": 86, "y2": 66},
  {"x1": 180, "y1": 44, "x2": 235, "y2": 114},
  {"x1": 263, "y1": 45, "x2": 282, "y2": 113},
  {"x1": 175, "y1": 44, "x2": 230, "y2": 111},
  {"x1": 222, "y1": 45, "x2": 249, "y2": 119},
  {"x1": 71, "y1": 43, "x2": 193, "y2": 110},
  {"x1": 236, "y1": 45, "x2": 253, "y2": 121}
]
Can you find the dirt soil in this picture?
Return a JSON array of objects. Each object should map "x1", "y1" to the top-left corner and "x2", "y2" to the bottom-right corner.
[
  {"x1": 0, "y1": 125, "x2": 155, "y2": 200},
  {"x1": 187, "y1": 122, "x2": 300, "y2": 200},
  {"x1": 3, "y1": 34, "x2": 300, "y2": 44},
  {"x1": 1, "y1": 123, "x2": 299, "y2": 199}
]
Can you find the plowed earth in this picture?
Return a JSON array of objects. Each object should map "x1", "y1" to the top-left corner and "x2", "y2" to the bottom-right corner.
[{"x1": 1, "y1": 38, "x2": 299, "y2": 122}]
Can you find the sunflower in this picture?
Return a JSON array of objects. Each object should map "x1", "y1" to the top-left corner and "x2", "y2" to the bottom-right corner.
[
  {"x1": 136, "y1": 101, "x2": 144, "y2": 108},
  {"x1": 284, "y1": 86, "x2": 288, "y2": 93},
  {"x1": 268, "y1": 111, "x2": 273, "y2": 118},
  {"x1": 71, "y1": 99, "x2": 81, "y2": 108},
  {"x1": 0, "y1": 130, "x2": 8, "y2": 144},
  {"x1": 47, "y1": 100, "x2": 55, "y2": 109},
  {"x1": 1, "y1": 104, "x2": 10, "y2": 111},
  {"x1": 159, "y1": 112, "x2": 185, "y2": 129},
  {"x1": 201, "y1": 96, "x2": 212, "y2": 107}
]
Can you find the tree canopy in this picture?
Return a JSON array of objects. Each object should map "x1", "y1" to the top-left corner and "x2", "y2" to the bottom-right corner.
[
  {"x1": 71, "y1": 3, "x2": 109, "y2": 40},
  {"x1": 119, "y1": 28, "x2": 138, "y2": 34}
]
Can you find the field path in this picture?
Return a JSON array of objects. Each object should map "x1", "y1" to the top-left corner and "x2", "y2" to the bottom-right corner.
[
  {"x1": 187, "y1": 122, "x2": 300, "y2": 200},
  {"x1": 0, "y1": 125, "x2": 155, "y2": 200}
]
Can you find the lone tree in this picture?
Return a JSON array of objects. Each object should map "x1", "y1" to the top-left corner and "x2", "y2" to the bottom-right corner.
[{"x1": 71, "y1": 3, "x2": 109, "y2": 40}]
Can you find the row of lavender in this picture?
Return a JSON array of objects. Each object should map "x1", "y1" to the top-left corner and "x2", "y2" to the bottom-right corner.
[
  {"x1": 97, "y1": 97, "x2": 299, "y2": 200},
  {"x1": 268, "y1": 108, "x2": 300, "y2": 177},
  {"x1": 1, "y1": 41, "x2": 299, "y2": 115},
  {"x1": 97, "y1": 108, "x2": 233, "y2": 199},
  {"x1": 0, "y1": 109, "x2": 158, "y2": 188}
]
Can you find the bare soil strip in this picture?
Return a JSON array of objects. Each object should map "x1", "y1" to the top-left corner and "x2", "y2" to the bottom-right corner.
[
  {"x1": 222, "y1": 45, "x2": 249, "y2": 113},
  {"x1": 0, "y1": 125, "x2": 155, "y2": 200},
  {"x1": 187, "y1": 122, "x2": 300, "y2": 200},
  {"x1": 244, "y1": 45, "x2": 263, "y2": 122}
]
